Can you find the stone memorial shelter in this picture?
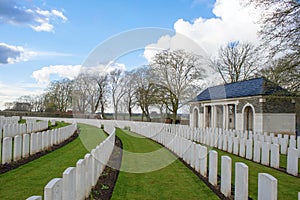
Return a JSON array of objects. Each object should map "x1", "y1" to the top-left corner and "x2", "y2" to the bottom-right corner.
[{"x1": 190, "y1": 77, "x2": 297, "y2": 134}]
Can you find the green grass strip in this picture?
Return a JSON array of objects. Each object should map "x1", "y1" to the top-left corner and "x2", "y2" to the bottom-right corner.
[
  {"x1": 48, "y1": 121, "x2": 70, "y2": 130},
  {"x1": 112, "y1": 129, "x2": 219, "y2": 200},
  {"x1": 0, "y1": 123, "x2": 107, "y2": 200},
  {"x1": 214, "y1": 148, "x2": 300, "y2": 200}
]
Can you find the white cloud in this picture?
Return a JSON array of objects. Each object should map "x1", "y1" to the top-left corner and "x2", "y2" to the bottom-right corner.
[
  {"x1": 32, "y1": 65, "x2": 82, "y2": 84},
  {"x1": 0, "y1": 43, "x2": 25, "y2": 64},
  {"x1": 144, "y1": 0, "x2": 261, "y2": 59},
  {"x1": 0, "y1": 0, "x2": 67, "y2": 32},
  {"x1": 0, "y1": 42, "x2": 72, "y2": 65},
  {"x1": 52, "y1": 10, "x2": 67, "y2": 21}
]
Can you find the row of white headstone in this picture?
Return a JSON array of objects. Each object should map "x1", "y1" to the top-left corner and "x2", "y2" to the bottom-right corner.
[
  {"x1": 0, "y1": 116, "x2": 20, "y2": 126},
  {"x1": 0, "y1": 120, "x2": 49, "y2": 138},
  {"x1": 164, "y1": 125, "x2": 298, "y2": 152},
  {"x1": 26, "y1": 123, "x2": 115, "y2": 200},
  {"x1": 153, "y1": 124, "x2": 300, "y2": 176},
  {"x1": 1, "y1": 123, "x2": 77, "y2": 165},
  {"x1": 111, "y1": 120, "x2": 299, "y2": 200},
  {"x1": 99, "y1": 121, "x2": 300, "y2": 200}
]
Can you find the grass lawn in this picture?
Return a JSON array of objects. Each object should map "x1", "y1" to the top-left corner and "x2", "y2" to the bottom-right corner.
[
  {"x1": 112, "y1": 129, "x2": 219, "y2": 200},
  {"x1": 213, "y1": 148, "x2": 300, "y2": 200},
  {"x1": 48, "y1": 120, "x2": 70, "y2": 129},
  {"x1": 0, "y1": 123, "x2": 107, "y2": 200}
]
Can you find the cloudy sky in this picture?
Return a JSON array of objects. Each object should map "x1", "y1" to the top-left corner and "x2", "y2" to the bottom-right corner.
[{"x1": 0, "y1": 0, "x2": 261, "y2": 110}]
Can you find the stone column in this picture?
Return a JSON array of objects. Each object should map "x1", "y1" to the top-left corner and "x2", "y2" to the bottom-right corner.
[{"x1": 223, "y1": 104, "x2": 228, "y2": 130}]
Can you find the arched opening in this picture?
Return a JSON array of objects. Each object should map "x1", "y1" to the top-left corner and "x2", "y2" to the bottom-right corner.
[
  {"x1": 244, "y1": 106, "x2": 254, "y2": 131},
  {"x1": 193, "y1": 108, "x2": 199, "y2": 128},
  {"x1": 205, "y1": 106, "x2": 212, "y2": 127}
]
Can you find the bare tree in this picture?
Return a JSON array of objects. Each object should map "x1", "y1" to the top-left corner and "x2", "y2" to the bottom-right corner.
[
  {"x1": 72, "y1": 74, "x2": 90, "y2": 113},
  {"x1": 133, "y1": 66, "x2": 159, "y2": 121},
  {"x1": 46, "y1": 79, "x2": 73, "y2": 112},
  {"x1": 211, "y1": 41, "x2": 261, "y2": 83},
  {"x1": 109, "y1": 69, "x2": 125, "y2": 120},
  {"x1": 246, "y1": 0, "x2": 299, "y2": 57},
  {"x1": 92, "y1": 73, "x2": 109, "y2": 118},
  {"x1": 150, "y1": 49, "x2": 205, "y2": 123},
  {"x1": 73, "y1": 72, "x2": 109, "y2": 117},
  {"x1": 122, "y1": 71, "x2": 137, "y2": 120},
  {"x1": 259, "y1": 54, "x2": 300, "y2": 94},
  {"x1": 4, "y1": 102, "x2": 14, "y2": 110},
  {"x1": 245, "y1": 0, "x2": 299, "y2": 93}
]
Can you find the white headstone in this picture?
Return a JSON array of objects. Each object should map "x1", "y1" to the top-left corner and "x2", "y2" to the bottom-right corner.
[
  {"x1": 259, "y1": 135, "x2": 265, "y2": 142},
  {"x1": 228, "y1": 137, "x2": 233, "y2": 153},
  {"x1": 287, "y1": 147, "x2": 299, "y2": 176},
  {"x1": 199, "y1": 146, "x2": 207, "y2": 177},
  {"x1": 76, "y1": 159, "x2": 85, "y2": 200},
  {"x1": 270, "y1": 144, "x2": 280, "y2": 169},
  {"x1": 209, "y1": 150, "x2": 218, "y2": 186},
  {"x1": 280, "y1": 138, "x2": 288, "y2": 155},
  {"x1": 246, "y1": 140, "x2": 253, "y2": 160},
  {"x1": 233, "y1": 138, "x2": 239, "y2": 155},
  {"x1": 63, "y1": 167, "x2": 76, "y2": 200},
  {"x1": 13, "y1": 135, "x2": 22, "y2": 161},
  {"x1": 218, "y1": 134, "x2": 223, "y2": 149},
  {"x1": 22, "y1": 134, "x2": 30, "y2": 158},
  {"x1": 239, "y1": 139, "x2": 246, "y2": 157},
  {"x1": 258, "y1": 173, "x2": 277, "y2": 200},
  {"x1": 261, "y1": 142, "x2": 270, "y2": 166},
  {"x1": 30, "y1": 133, "x2": 37, "y2": 155},
  {"x1": 289, "y1": 138, "x2": 296, "y2": 149},
  {"x1": 85, "y1": 153, "x2": 93, "y2": 197},
  {"x1": 2, "y1": 137, "x2": 12, "y2": 164},
  {"x1": 254, "y1": 141, "x2": 261, "y2": 163},
  {"x1": 44, "y1": 178, "x2": 62, "y2": 200},
  {"x1": 195, "y1": 144, "x2": 201, "y2": 173},
  {"x1": 234, "y1": 162, "x2": 248, "y2": 200},
  {"x1": 26, "y1": 196, "x2": 42, "y2": 200},
  {"x1": 221, "y1": 156, "x2": 232, "y2": 197},
  {"x1": 223, "y1": 135, "x2": 228, "y2": 151}
]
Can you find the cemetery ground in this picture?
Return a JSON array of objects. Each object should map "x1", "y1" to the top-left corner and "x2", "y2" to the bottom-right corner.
[
  {"x1": 0, "y1": 120, "x2": 71, "y2": 173},
  {"x1": 213, "y1": 148, "x2": 300, "y2": 199},
  {"x1": 108, "y1": 129, "x2": 299, "y2": 200},
  {"x1": 0, "y1": 123, "x2": 107, "y2": 200},
  {"x1": 1, "y1": 122, "x2": 299, "y2": 199},
  {"x1": 110, "y1": 128, "x2": 219, "y2": 200}
]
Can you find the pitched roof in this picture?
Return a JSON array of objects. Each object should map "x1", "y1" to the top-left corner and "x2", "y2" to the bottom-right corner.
[{"x1": 194, "y1": 77, "x2": 290, "y2": 102}]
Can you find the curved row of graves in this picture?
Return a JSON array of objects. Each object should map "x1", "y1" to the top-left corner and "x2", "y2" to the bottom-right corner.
[
  {"x1": 0, "y1": 116, "x2": 77, "y2": 165},
  {"x1": 26, "y1": 120, "x2": 115, "y2": 200},
  {"x1": 112, "y1": 120, "x2": 300, "y2": 200},
  {"x1": 24, "y1": 118, "x2": 299, "y2": 200},
  {"x1": 169, "y1": 126, "x2": 300, "y2": 176}
]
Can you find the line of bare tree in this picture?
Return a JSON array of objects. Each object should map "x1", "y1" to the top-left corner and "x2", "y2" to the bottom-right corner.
[
  {"x1": 5, "y1": 0, "x2": 299, "y2": 121},
  {"x1": 5, "y1": 49, "x2": 207, "y2": 123}
]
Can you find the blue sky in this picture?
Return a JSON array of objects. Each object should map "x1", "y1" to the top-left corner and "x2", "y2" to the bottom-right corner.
[{"x1": 0, "y1": 0, "x2": 261, "y2": 109}]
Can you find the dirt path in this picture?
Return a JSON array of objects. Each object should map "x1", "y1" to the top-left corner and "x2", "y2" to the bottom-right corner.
[{"x1": 87, "y1": 136, "x2": 123, "y2": 200}]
